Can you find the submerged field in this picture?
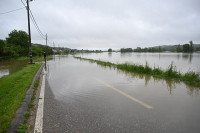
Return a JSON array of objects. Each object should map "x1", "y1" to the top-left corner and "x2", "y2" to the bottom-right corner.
[
  {"x1": 76, "y1": 52, "x2": 200, "y2": 73},
  {"x1": 0, "y1": 63, "x2": 42, "y2": 132},
  {"x1": 74, "y1": 56, "x2": 200, "y2": 88}
]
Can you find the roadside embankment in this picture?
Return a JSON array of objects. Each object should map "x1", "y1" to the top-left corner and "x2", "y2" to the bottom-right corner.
[
  {"x1": 0, "y1": 63, "x2": 43, "y2": 132},
  {"x1": 74, "y1": 56, "x2": 200, "y2": 88},
  {"x1": 0, "y1": 55, "x2": 52, "y2": 62}
]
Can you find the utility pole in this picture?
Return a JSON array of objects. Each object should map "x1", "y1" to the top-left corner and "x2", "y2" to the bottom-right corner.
[
  {"x1": 53, "y1": 42, "x2": 55, "y2": 55},
  {"x1": 26, "y1": 0, "x2": 33, "y2": 63},
  {"x1": 45, "y1": 33, "x2": 47, "y2": 68},
  {"x1": 46, "y1": 33, "x2": 48, "y2": 52}
]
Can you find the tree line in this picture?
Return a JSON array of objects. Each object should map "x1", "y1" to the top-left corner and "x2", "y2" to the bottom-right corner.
[
  {"x1": 108, "y1": 41, "x2": 200, "y2": 53},
  {"x1": 0, "y1": 30, "x2": 53, "y2": 59}
]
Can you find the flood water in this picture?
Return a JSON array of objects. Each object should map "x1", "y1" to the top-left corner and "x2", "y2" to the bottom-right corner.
[
  {"x1": 76, "y1": 52, "x2": 200, "y2": 73},
  {"x1": 45, "y1": 55, "x2": 200, "y2": 133},
  {"x1": 0, "y1": 59, "x2": 29, "y2": 78}
]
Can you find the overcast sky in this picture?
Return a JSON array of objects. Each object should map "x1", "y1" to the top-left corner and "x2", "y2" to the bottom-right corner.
[{"x1": 0, "y1": 0, "x2": 200, "y2": 49}]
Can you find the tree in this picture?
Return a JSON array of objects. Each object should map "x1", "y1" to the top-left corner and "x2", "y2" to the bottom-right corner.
[
  {"x1": 0, "y1": 40, "x2": 5, "y2": 56},
  {"x1": 6, "y1": 30, "x2": 29, "y2": 56},
  {"x1": 108, "y1": 48, "x2": 112, "y2": 52},
  {"x1": 183, "y1": 44, "x2": 190, "y2": 52},
  {"x1": 134, "y1": 47, "x2": 141, "y2": 52},
  {"x1": 195, "y1": 47, "x2": 200, "y2": 52},
  {"x1": 176, "y1": 44, "x2": 182, "y2": 52},
  {"x1": 158, "y1": 46, "x2": 163, "y2": 52},
  {"x1": 189, "y1": 41, "x2": 194, "y2": 52}
]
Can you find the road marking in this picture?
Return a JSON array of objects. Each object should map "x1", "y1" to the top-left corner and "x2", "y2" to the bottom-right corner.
[
  {"x1": 94, "y1": 77, "x2": 153, "y2": 109},
  {"x1": 34, "y1": 69, "x2": 46, "y2": 133}
]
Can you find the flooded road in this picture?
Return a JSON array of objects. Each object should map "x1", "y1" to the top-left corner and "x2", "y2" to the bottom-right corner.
[
  {"x1": 77, "y1": 52, "x2": 200, "y2": 73},
  {"x1": 44, "y1": 55, "x2": 200, "y2": 133}
]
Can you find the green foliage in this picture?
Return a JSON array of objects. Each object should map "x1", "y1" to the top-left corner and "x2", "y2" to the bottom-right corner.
[
  {"x1": 189, "y1": 41, "x2": 194, "y2": 52},
  {"x1": 176, "y1": 44, "x2": 182, "y2": 52},
  {"x1": 63, "y1": 50, "x2": 69, "y2": 54},
  {"x1": 24, "y1": 111, "x2": 30, "y2": 119},
  {"x1": 28, "y1": 103, "x2": 33, "y2": 109},
  {"x1": 133, "y1": 46, "x2": 163, "y2": 52},
  {"x1": 0, "y1": 30, "x2": 53, "y2": 59},
  {"x1": 182, "y1": 72, "x2": 200, "y2": 86},
  {"x1": 0, "y1": 40, "x2": 5, "y2": 56},
  {"x1": 183, "y1": 44, "x2": 190, "y2": 52},
  {"x1": 6, "y1": 30, "x2": 29, "y2": 56},
  {"x1": 17, "y1": 124, "x2": 28, "y2": 133},
  {"x1": 32, "y1": 44, "x2": 53, "y2": 56},
  {"x1": 196, "y1": 47, "x2": 200, "y2": 51},
  {"x1": 6, "y1": 30, "x2": 28, "y2": 47},
  {"x1": 121, "y1": 48, "x2": 133, "y2": 52},
  {"x1": 18, "y1": 78, "x2": 40, "y2": 133},
  {"x1": 0, "y1": 63, "x2": 42, "y2": 132},
  {"x1": 108, "y1": 48, "x2": 112, "y2": 52}
]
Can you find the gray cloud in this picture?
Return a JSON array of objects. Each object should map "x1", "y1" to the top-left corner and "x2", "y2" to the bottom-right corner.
[{"x1": 0, "y1": 0, "x2": 200, "y2": 49}]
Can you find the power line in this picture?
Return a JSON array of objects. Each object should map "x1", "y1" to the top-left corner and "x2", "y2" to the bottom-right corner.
[
  {"x1": 30, "y1": 10, "x2": 46, "y2": 39},
  {"x1": 21, "y1": 0, "x2": 45, "y2": 39},
  {"x1": 30, "y1": 11, "x2": 54, "y2": 46},
  {"x1": 0, "y1": 7, "x2": 26, "y2": 15},
  {"x1": 20, "y1": 0, "x2": 54, "y2": 47},
  {"x1": 20, "y1": 0, "x2": 26, "y2": 7}
]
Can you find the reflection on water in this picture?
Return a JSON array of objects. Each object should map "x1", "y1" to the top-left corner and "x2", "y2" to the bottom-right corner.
[
  {"x1": 86, "y1": 58, "x2": 199, "y2": 95},
  {"x1": 77, "y1": 52, "x2": 200, "y2": 73},
  {"x1": 182, "y1": 53, "x2": 193, "y2": 63},
  {"x1": 108, "y1": 52, "x2": 112, "y2": 58},
  {"x1": 0, "y1": 69, "x2": 9, "y2": 78},
  {"x1": 46, "y1": 55, "x2": 200, "y2": 132},
  {"x1": 0, "y1": 60, "x2": 28, "y2": 78}
]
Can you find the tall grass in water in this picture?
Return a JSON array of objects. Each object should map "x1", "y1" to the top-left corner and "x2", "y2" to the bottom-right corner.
[{"x1": 74, "y1": 56, "x2": 200, "y2": 87}]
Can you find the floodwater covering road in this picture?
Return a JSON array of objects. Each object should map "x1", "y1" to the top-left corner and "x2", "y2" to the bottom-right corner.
[{"x1": 43, "y1": 55, "x2": 200, "y2": 133}]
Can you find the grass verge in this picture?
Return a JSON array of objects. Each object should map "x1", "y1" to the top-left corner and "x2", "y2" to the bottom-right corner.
[
  {"x1": 0, "y1": 55, "x2": 53, "y2": 62},
  {"x1": 0, "y1": 63, "x2": 42, "y2": 132},
  {"x1": 74, "y1": 56, "x2": 200, "y2": 87},
  {"x1": 17, "y1": 78, "x2": 40, "y2": 133}
]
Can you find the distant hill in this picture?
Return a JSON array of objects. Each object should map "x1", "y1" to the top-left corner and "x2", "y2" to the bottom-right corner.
[{"x1": 152, "y1": 44, "x2": 200, "y2": 51}]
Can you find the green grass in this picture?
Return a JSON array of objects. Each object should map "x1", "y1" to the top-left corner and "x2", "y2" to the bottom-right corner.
[
  {"x1": 74, "y1": 56, "x2": 200, "y2": 87},
  {"x1": 33, "y1": 55, "x2": 53, "y2": 62},
  {"x1": 0, "y1": 55, "x2": 53, "y2": 62},
  {"x1": 17, "y1": 78, "x2": 40, "y2": 133},
  {"x1": 0, "y1": 63, "x2": 42, "y2": 133},
  {"x1": 17, "y1": 124, "x2": 28, "y2": 133}
]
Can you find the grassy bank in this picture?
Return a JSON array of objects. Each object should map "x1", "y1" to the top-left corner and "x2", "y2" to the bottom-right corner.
[
  {"x1": 0, "y1": 55, "x2": 52, "y2": 62},
  {"x1": 17, "y1": 78, "x2": 40, "y2": 133},
  {"x1": 74, "y1": 56, "x2": 200, "y2": 87},
  {"x1": 0, "y1": 63, "x2": 42, "y2": 132}
]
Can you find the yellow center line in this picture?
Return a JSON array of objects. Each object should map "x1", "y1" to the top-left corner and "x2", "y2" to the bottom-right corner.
[{"x1": 93, "y1": 77, "x2": 153, "y2": 109}]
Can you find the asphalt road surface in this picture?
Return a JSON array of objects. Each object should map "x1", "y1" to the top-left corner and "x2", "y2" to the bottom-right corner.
[{"x1": 42, "y1": 55, "x2": 200, "y2": 133}]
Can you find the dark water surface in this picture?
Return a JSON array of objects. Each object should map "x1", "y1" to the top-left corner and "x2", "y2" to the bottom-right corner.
[
  {"x1": 45, "y1": 55, "x2": 200, "y2": 133},
  {"x1": 0, "y1": 59, "x2": 29, "y2": 78}
]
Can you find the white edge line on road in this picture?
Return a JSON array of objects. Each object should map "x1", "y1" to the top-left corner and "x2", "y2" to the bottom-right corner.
[{"x1": 34, "y1": 69, "x2": 46, "y2": 133}]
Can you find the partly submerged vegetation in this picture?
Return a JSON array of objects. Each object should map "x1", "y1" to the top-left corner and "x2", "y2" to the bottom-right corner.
[
  {"x1": 74, "y1": 56, "x2": 200, "y2": 87},
  {"x1": 0, "y1": 63, "x2": 42, "y2": 132}
]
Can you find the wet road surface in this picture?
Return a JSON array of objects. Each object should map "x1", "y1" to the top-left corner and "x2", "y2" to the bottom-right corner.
[{"x1": 43, "y1": 55, "x2": 200, "y2": 133}]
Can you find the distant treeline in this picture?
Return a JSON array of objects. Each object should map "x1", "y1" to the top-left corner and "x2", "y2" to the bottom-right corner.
[
  {"x1": 118, "y1": 41, "x2": 200, "y2": 53},
  {"x1": 0, "y1": 29, "x2": 53, "y2": 59}
]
